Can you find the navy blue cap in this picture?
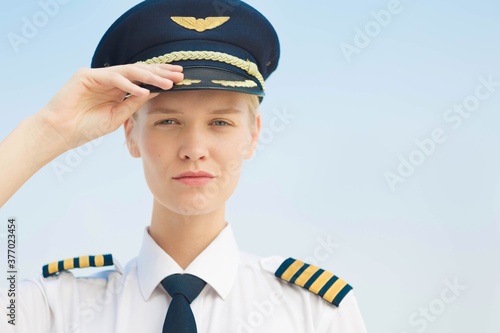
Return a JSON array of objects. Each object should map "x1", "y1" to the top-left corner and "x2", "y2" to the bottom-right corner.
[{"x1": 91, "y1": 0, "x2": 280, "y2": 97}]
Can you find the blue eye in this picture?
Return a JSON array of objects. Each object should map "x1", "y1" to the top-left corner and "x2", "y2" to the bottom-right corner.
[
  {"x1": 212, "y1": 120, "x2": 229, "y2": 126},
  {"x1": 156, "y1": 119, "x2": 177, "y2": 126}
]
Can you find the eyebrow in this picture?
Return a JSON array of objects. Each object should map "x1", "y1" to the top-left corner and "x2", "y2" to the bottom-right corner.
[
  {"x1": 210, "y1": 108, "x2": 242, "y2": 115},
  {"x1": 147, "y1": 108, "x2": 181, "y2": 115},
  {"x1": 147, "y1": 108, "x2": 242, "y2": 115}
]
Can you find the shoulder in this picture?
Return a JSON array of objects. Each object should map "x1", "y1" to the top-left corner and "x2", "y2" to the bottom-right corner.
[
  {"x1": 259, "y1": 256, "x2": 353, "y2": 307},
  {"x1": 240, "y1": 254, "x2": 367, "y2": 331},
  {"x1": 36, "y1": 253, "x2": 130, "y2": 296},
  {"x1": 42, "y1": 254, "x2": 117, "y2": 278},
  {"x1": 238, "y1": 253, "x2": 354, "y2": 308},
  {"x1": 10, "y1": 254, "x2": 132, "y2": 331}
]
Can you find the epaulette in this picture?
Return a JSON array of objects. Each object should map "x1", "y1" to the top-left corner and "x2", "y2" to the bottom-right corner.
[
  {"x1": 275, "y1": 258, "x2": 353, "y2": 307},
  {"x1": 42, "y1": 254, "x2": 114, "y2": 278}
]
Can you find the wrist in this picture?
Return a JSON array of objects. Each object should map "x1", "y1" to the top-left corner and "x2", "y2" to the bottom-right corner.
[{"x1": 23, "y1": 112, "x2": 70, "y2": 164}]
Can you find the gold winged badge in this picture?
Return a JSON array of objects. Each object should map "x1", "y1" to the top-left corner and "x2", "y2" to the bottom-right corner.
[{"x1": 171, "y1": 16, "x2": 230, "y2": 33}]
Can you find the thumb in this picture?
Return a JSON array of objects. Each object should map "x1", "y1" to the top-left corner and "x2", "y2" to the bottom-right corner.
[{"x1": 111, "y1": 92, "x2": 159, "y2": 127}]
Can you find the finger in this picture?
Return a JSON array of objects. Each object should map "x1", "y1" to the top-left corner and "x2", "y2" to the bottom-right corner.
[
  {"x1": 114, "y1": 66, "x2": 176, "y2": 92},
  {"x1": 106, "y1": 73, "x2": 152, "y2": 98},
  {"x1": 111, "y1": 92, "x2": 158, "y2": 127},
  {"x1": 156, "y1": 69, "x2": 184, "y2": 83},
  {"x1": 122, "y1": 63, "x2": 184, "y2": 84},
  {"x1": 136, "y1": 68, "x2": 184, "y2": 86},
  {"x1": 135, "y1": 63, "x2": 183, "y2": 73},
  {"x1": 134, "y1": 67, "x2": 184, "y2": 87}
]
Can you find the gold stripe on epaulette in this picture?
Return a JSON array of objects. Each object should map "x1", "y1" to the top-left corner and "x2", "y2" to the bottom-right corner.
[
  {"x1": 80, "y1": 255, "x2": 90, "y2": 267},
  {"x1": 309, "y1": 271, "x2": 334, "y2": 294},
  {"x1": 95, "y1": 255, "x2": 104, "y2": 267},
  {"x1": 281, "y1": 259, "x2": 304, "y2": 281},
  {"x1": 323, "y1": 279, "x2": 348, "y2": 303},
  {"x1": 42, "y1": 254, "x2": 114, "y2": 278},
  {"x1": 294, "y1": 265, "x2": 320, "y2": 287},
  {"x1": 63, "y1": 258, "x2": 74, "y2": 270},
  {"x1": 48, "y1": 261, "x2": 58, "y2": 276},
  {"x1": 275, "y1": 258, "x2": 353, "y2": 307}
]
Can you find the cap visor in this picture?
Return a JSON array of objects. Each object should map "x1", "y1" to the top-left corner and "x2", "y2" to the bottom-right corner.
[{"x1": 141, "y1": 67, "x2": 264, "y2": 96}]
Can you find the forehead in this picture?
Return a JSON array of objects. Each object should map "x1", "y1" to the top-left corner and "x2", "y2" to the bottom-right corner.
[{"x1": 144, "y1": 90, "x2": 253, "y2": 112}]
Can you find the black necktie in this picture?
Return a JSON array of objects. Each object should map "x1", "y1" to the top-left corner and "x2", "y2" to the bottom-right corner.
[{"x1": 161, "y1": 274, "x2": 207, "y2": 333}]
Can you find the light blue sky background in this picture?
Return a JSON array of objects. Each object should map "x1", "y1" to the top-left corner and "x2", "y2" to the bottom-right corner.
[{"x1": 1, "y1": 0, "x2": 500, "y2": 332}]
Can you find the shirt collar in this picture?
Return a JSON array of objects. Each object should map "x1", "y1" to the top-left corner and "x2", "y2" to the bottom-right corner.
[{"x1": 137, "y1": 224, "x2": 240, "y2": 301}]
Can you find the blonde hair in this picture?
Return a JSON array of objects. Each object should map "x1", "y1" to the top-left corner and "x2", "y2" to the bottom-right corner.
[{"x1": 245, "y1": 94, "x2": 260, "y2": 125}]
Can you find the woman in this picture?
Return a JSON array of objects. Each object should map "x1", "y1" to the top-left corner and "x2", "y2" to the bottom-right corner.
[{"x1": 0, "y1": 0, "x2": 367, "y2": 331}]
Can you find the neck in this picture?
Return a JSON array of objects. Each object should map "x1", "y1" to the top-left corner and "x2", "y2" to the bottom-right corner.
[{"x1": 149, "y1": 200, "x2": 227, "y2": 269}]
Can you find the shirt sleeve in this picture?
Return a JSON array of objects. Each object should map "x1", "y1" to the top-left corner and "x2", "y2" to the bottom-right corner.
[
  {"x1": 1, "y1": 267, "x2": 125, "y2": 332},
  {"x1": 316, "y1": 291, "x2": 367, "y2": 333},
  {"x1": 0, "y1": 278, "x2": 52, "y2": 333}
]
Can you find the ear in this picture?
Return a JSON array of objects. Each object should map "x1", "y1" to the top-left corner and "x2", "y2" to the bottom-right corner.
[
  {"x1": 244, "y1": 112, "x2": 261, "y2": 160},
  {"x1": 123, "y1": 116, "x2": 141, "y2": 158}
]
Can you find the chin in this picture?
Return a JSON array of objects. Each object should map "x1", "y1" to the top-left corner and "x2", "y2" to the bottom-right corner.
[{"x1": 160, "y1": 193, "x2": 224, "y2": 216}]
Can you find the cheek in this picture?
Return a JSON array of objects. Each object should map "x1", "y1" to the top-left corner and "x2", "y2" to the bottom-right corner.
[
  {"x1": 216, "y1": 130, "x2": 252, "y2": 162},
  {"x1": 139, "y1": 127, "x2": 164, "y2": 155},
  {"x1": 137, "y1": 128, "x2": 174, "y2": 175},
  {"x1": 238, "y1": 129, "x2": 256, "y2": 158},
  {"x1": 219, "y1": 135, "x2": 251, "y2": 185}
]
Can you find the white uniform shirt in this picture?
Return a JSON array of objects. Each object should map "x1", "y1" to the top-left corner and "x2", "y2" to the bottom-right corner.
[{"x1": 1, "y1": 225, "x2": 367, "y2": 332}]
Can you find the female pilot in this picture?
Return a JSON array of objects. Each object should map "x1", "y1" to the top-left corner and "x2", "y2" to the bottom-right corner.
[{"x1": 0, "y1": 0, "x2": 367, "y2": 331}]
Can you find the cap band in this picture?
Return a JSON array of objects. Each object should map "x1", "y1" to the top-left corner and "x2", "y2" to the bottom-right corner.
[{"x1": 138, "y1": 50, "x2": 265, "y2": 91}]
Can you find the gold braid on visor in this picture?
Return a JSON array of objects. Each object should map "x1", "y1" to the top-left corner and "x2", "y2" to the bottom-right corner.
[{"x1": 138, "y1": 50, "x2": 266, "y2": 91}]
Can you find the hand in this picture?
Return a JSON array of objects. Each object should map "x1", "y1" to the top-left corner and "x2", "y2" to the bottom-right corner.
[{"x1": 36, "y1": 63, "x2": 183, "y2": 150}]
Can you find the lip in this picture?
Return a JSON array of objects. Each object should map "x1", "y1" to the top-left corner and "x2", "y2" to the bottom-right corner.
[
  {"x1": 173, "y1": 171, "x2": 215, "y2": 179},
  {"x1": 172, "y1": 171, "x2": 215, "y2": 186}
]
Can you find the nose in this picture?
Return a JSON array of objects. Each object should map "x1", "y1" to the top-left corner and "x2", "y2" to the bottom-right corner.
[{"x1": 178, "y1": 127, "x2": 209, "y2": 161}]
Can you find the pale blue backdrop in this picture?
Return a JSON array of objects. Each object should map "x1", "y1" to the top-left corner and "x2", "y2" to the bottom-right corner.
[{"x1": 1, "y1": 0, "x2": 500, "y2": 332}]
